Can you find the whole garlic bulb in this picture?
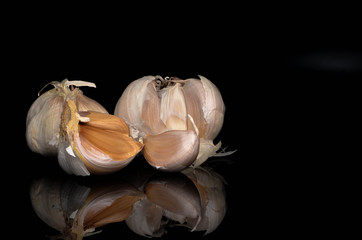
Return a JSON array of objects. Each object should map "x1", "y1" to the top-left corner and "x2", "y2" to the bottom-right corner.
[
  {"x1": 26, "y1": 79, "x2": 107, "y2": 156},
  {"x1": 114, "y1": 75, "x2": 226, "y2": 171},
  {"x1": 26, "y1": 79, "x2": 143, "y2": 176}
]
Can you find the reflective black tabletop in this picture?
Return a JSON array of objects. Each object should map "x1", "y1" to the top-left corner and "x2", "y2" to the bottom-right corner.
[{"x1": 9, "y1": 31, "x2": 362, "y2": 239}]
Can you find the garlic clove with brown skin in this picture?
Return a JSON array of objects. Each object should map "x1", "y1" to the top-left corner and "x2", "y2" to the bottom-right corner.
[
  {"x1": 26, "y1": 79, "x2": 107, "y2": 156},
  {"x1": 58, "y1": 99, "x2": 143, "y2": 176}
]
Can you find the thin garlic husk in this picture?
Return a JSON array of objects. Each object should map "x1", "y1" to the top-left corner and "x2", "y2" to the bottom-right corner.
[
  {"x1": 26, "y1": 79, "x2": 107, "y2": 156},
  {"x1": 58, "y1": 99, "x2": 143, "y2": 176},
  {"x1": 115, "y1": 75, "x2": 229, "y2": 170}
]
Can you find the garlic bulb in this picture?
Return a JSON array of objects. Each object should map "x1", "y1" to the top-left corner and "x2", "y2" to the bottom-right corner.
[
  {"x1": 114, "y1": 75, "x2": 228, "y2": 171},
  {"x1": 26, "y1": 79, "x2": 143, "y2": 176},
  {"x1": 26, "y1": 79, "x2": 107, "y2": 156}
]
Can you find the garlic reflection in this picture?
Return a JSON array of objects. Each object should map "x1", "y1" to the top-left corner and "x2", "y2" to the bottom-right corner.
[
  {"x1": 30, "y1": 178, "x2": 145, "y2": 240},
  {"x1": 115, "y1": 75, "x2": 232, "y2": 171},
  {"x1": 30, "y1": 165, "x2": 227, "y2": 239}
]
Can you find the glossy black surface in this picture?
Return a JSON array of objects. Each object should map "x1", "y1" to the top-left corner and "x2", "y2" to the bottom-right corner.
[{"x1": 8, "y1": 16, "x2": 362, "y2": 238}]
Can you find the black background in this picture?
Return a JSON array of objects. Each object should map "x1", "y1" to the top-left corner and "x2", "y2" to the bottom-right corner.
[{"x1": 5, "y1": 4, "x2": 362, "y2": 239}]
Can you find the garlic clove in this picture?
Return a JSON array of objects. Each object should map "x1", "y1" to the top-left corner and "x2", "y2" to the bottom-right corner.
[
  {"x1": 183, "y1": 75, "x2": 225, "y2": 140},
  {"x1": 140, "y1": 80, "x2": 167, "y2": 135},
  {"x1": 26, "y1": 92, "x2": 65, "y2": 155},
  {"x1": 143, "y1": 129, "x2": 199, "y2": 172},
  {"x1": 114, "y1": 76, "x2": 163, "y2": 136},
  {"x1": 59, "y1": 99, "x2": 143, "y2": 175},
  {"x1": 78, "y1": 111, "x2": 130, "y2": 134},
  {"x1": 198, "y1": 75, "x2": 225, "y2": 140},
  {"x1": 159, "y1": 83, "x2": 187, "y2": 131},
  {"x1": 182, "y1": 78, "x2": 207, "y2": 137}
]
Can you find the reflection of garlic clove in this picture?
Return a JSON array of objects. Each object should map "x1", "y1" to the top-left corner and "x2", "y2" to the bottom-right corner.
[
  {"x1": 144, "y1": 174, "x2": 202, "y2": 227},
  {"x1": 26, "y1": 79, "x2": 107, "y2": 156},
  {"x1": 125, "y1": 199, "x2": 166, "y2": 237},
  {"x1": 72, "y1": 183, "x2": 145, "y2": 237},
  {"x1": 115, "y1": 75, "x2": 230, "y2": 170},
  {"x1": 29, "y1": 178, "x2": 91, "y2": 239},
  {"x1": 58, "y1": 99, "x2": 143, "y2": 176},
  {"x1": 30, "y1": 179, "x2": 68, "y2": 232},
  {"x1": 30, "y1": 178, "x2": 145, "y2": 240},
  {"x1": 182, "y1": 167, "x2": 227, "y2": 234}
]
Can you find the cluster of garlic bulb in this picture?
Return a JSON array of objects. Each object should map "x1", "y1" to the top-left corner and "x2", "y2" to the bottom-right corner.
[
  {"x1": 26, "y1": 76, "x2": 231, "y2": 175},
  {"x1": 30, "y1": 167, "x2": 226, "y2": 239}
]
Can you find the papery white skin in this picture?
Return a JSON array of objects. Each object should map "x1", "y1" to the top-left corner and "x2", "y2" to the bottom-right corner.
[{"x1": 115, "y1": 75, "x2": 228, "y2": 169}]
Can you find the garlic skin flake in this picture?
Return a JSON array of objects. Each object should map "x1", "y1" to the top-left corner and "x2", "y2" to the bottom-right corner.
[
  {"x1": 26, "y1": 79, "x2": 107, "y2": 156},
  {"x1": 114, "y1": 75, "x2": 227, "y2": 170}
]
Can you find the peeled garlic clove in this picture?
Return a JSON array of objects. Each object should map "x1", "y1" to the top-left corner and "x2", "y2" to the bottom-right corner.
[
  {"x1": 26, "y1": 79, "x2": 107, "y2": 156},
  {"x1": 58, "y1": 99, "x2": 143, "y2": 175},
  {"x1": 143, "y1": 129, "x2": 199, "y2": 172}
]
